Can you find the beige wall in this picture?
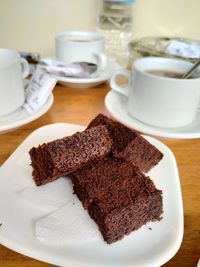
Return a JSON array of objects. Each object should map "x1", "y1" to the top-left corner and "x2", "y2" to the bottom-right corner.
[{"x1": 0, "y1": 0, "x2": 199, "y2": 57}]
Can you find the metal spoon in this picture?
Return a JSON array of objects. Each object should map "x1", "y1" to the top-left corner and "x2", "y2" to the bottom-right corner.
[{"x1": 182, "y1": 58, "x2": 200, "y2": 79}]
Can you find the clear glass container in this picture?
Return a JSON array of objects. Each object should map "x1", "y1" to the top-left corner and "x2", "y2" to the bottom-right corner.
[
  {"x1": 97, "y1": 0, "x2": 135, "y2": 67},
  {"x1": 128, "y1": 36, "x2": 200, "y2": 67}
]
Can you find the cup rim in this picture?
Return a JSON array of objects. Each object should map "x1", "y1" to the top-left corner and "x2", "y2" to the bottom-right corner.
[
  {"x1": 133, "y1": 56, "x2": 200, "y2": 81},
  {"x1": 55, "y1": 31, "x2": 104, "y2": 43}
]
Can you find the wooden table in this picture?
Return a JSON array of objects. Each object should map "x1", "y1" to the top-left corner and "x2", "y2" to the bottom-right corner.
[{"x1": 0, "y1": 83, "x2": 199, "y2": 267}]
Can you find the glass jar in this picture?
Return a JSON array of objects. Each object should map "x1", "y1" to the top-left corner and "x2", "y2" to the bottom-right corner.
[{"x1": 128, "y1": 36, "x2": 200, "y2": 67}]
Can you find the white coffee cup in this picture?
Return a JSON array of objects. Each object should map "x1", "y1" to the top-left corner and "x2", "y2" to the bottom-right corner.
[
  {"x1": 0, "y1": 48, "x2": 29, "y2": 116},
  {"x1": 110, "y1": 57, "x2": 200, "y2": 128},
  {"x1": 55, "y1": 31, "x2": 107, "y2": 72}
]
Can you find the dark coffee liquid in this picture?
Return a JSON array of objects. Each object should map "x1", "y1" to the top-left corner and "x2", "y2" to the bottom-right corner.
[
  {"x1": 69, "y1": 39, "x2": 90, "y2": 42},
  {"x1": 147, "y1": 70, "x2": 197, "y2": 79}
]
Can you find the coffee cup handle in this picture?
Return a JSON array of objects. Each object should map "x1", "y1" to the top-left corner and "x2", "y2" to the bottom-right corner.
[
  {"x1": 110, "y1": 70, "x2": 131, "y2": 97},
  {"x1": 93, "y1": 52, "x2": 107, "y2": 72},
  {"x1": 20, "y1": 58, "x2": 30, "y2": 79}
]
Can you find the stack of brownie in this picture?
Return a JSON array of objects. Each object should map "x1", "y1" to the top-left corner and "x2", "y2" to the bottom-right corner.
[{"x1": 29, "y1": 114, "x2": 163, "y2": 244}]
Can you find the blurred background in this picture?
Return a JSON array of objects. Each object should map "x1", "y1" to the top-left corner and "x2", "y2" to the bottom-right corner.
[{"x1": 0, "y1": 0, "x2": 199, "y2": 57}]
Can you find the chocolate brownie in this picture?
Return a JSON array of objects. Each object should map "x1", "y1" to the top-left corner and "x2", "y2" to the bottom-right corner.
[
  {"x1": 71, "y1": 157, "x2": 163, "y2": 244},
  {"x1": 87, "y1": 114, "x2": 163, "y2": 172},
  {"x1": 29, "y1": 125, "x2": 112, "y2": 186}
]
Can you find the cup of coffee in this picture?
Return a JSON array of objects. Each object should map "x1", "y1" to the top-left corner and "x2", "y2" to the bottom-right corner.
[
  {"x1": 0, "y1": 48, "x2": 29, "y2": 116},
  {"x1": 55, "y1": 31, "x2": 107, "y2": 73},
  {"x1": 110, "y1": 57, "x2": 200, "y2": 128}
]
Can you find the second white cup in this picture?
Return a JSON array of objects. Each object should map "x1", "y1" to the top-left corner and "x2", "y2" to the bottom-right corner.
[
  {"x1": 110, "y1": 57, "x2": 200, "y2": 128},
  {"x1": 55, "y1": 31, "x2": 107, "y2": 72}
]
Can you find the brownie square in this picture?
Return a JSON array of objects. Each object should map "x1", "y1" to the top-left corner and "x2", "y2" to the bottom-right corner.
[
  {"x1": 87, "y1": 114, "x2": 163, "y2": 172},
  {"x1": 29, "y1": 125, "x2": 112, "y2": 186},
  {"x1": 71, "y1": 157, "x2": 163, "y2": 244}
]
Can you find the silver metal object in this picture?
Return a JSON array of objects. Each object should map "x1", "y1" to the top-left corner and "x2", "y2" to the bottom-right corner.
[{"x1": 182, "y1": 59, "x2": 200, "y2": 79}]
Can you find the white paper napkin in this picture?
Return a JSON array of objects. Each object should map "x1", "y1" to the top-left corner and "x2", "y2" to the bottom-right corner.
[
  {"x1": 20, "y1": 177, "x2": 72, "y2": 211},
  {"x1": 36, "y1": 196, "x2": 101, "y2": 244},
  {"x1": 19, "y1": 177, "x2": 101, "y2": 243}
]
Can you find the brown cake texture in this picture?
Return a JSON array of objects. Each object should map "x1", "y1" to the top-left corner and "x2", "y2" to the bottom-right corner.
[
  {"x1": 29, "y1": 114, "x2": 164, "y2": 244},
  {"x1": 87, "y1": 113, "x2": 163, "y2": 172},
  {"x1": 29, "y1": 125, "x2": 112, "y2": 186},
  {"x1": 71, "y1": 157, "x2": 163, "y2": 244}
]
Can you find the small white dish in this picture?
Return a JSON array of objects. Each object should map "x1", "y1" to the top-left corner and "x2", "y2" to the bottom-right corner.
[
  {"x1": 105, "y1": 90, "x2": 200, "y2": 139},
  {"x1": 38, "y1": 57, "x2": 120, "y2": 88},
  {"x1": 0, "y1": 94, "x2": 53, "y2": 134},
  {"x1": 0, "y1": 123, "x2": 183, "y2": 267}
]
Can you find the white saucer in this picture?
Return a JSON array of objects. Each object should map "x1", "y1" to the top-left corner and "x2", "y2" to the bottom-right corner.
[
  {"x1": 38, "y1": 57, "x2": 120, "y2": 88},
  {"x1": 0, "y1": 94, "x2": 53, "y2": 134},
  {"x1": 105, "y1": 90, "x2": 200, "y2": 139}
]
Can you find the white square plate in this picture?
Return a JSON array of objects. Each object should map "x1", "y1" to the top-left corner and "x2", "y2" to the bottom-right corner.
[{"x1": 0, "y1": 123, "x2": 183, "y2": 267}]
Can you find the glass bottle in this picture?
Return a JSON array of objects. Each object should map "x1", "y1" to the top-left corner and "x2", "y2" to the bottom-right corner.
[{"x1": 97, "y1": 0, "x2": 135, "y2": 67}]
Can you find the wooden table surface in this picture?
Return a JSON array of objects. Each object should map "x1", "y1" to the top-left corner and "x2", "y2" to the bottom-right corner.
[{"x1": 0, "y1": 83, "x2": 199, "y2": 267}]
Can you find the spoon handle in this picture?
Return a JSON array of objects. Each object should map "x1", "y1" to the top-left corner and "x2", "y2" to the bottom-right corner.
[{"x1": 182, "y1": 59, "x2": 200, "y2": 79}]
